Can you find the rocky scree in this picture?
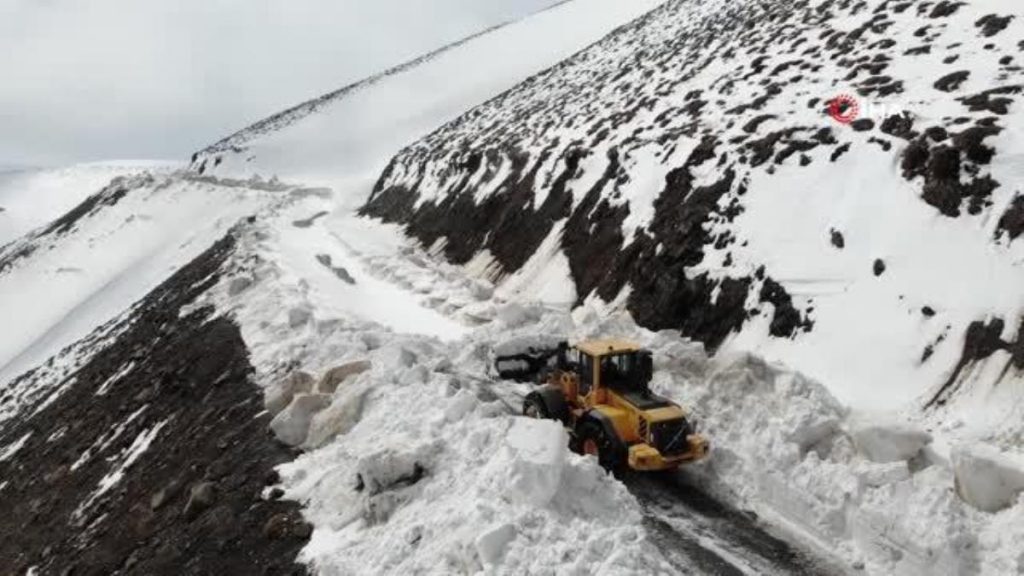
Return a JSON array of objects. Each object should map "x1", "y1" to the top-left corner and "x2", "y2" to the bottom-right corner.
[{"x1": 0, "y1": 233, "x2": 310, "y2": 575}]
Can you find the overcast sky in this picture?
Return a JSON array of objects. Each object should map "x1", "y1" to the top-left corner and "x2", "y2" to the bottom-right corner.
[{"x1": 0, "y1": 0, "x2": 557, "y2": 168}]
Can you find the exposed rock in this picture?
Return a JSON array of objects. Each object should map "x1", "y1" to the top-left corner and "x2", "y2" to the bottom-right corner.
[
  {"x1": 263, "y1": 512, "x2": 313, "y2": 541},
  {"x1": 975, "y1": 14, "x2": 1014, "y2": 38},
  {"x1": 183, "y1": 481, "x2": 218, "y2": 521},
  {"x1": 934, "y1": 71, "x2": 970, "y2": 92},
  {"x1": 873, "y1": 258, "x2": 886, "y2": 276},
  {"x1": 830, "y1": 229, "x2": 845, "y2": 249},
  {"x1": 927, "y1": 317, "x2": 1024, "y2": 408},
  {"x1": 929, "y1": 1, "x2": 965, "y2": 19},
  {"x1": 997, "y1": 195, "x2": 1024, "y2": 241},
  {"x1": 850, "y1": 118, "x2": 875, "y2": 132}
]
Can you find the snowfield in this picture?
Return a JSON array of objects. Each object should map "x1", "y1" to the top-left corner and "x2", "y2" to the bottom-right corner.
[{"x1": 0, "y1": 161, "x2": 179, "y2": 245}]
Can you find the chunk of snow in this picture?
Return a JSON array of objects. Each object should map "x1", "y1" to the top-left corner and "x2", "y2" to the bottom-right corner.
[
  {"x1": 475, "y1": 523, "x2": 517, "y2": 565},
  {"x1": 856, "y1": 461, "x2": 911, "y2": 488},
  {"x1": 0, "y1": 431, "x2": 31, "y2": 462},
  {"x1": 264, "y1": 371, "x2": 314, "y2": 416},
  {"x1": 374, "y1": 344, "x2": 417, "y2": 370},
  {"x1": 304, "y1": 385, "x2": 370, "y2": 449},
  {"x1": 270, "y1": 393, "x2": 332, "y2": 446},
  {"x1": 952, "y1": 443, "x2": 1024, "y2": 512},
  {"x1": 495, "y1": 302, "x2": 544, "y2": 328},
  {"x1": 317, "y1": 359, "x2": 371, "y2": 394},
  {"x1": 847, "y1": 413, "x2": 932, "y2": 463},
  {"x1": 501, "y1": 418, "x2": 567, "y2": 508}
]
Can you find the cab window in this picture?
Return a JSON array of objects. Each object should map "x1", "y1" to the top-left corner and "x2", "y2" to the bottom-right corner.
[{"x1": 579, "y1": 352, "x2": 593, "y2": 396}]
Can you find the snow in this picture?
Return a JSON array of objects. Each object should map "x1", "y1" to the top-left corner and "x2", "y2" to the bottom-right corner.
[
  {"x1": 0, "y1": 161, "x2": 178, "y2": 245},
  {"x1": 265, "y1": 371, "x2": 315, "y2": 416},
  {"x1": 952, "y1": 443, "x2": 1024, "y2": 513},
  {"x1": 0, "y1": 173, "x2": 269, "y2": 406},
  {"x1": 70, "y1": 404, "x2": 148, "y2": 472},
  {"x1": 0, "y1": 430, "x2": 31, "y2": 462},
  {"x1": 270, "y1": 393, "x2": 332, "y2": 447},
  {"x1": 493, "y1": 223, "x2": 577, "y2": 307},
  {"x1": 200, "y1": 0, "x2": 665, "y2": 191},
  {"x1": 0, "y1": 0, "x2": 1021, "y2": 573},
  {"x1": 74, "y1": 419, "x2": 168, "y2": 520},
  {"x1": 847, "y1": 412, "x2": 933, "y2": 464}
]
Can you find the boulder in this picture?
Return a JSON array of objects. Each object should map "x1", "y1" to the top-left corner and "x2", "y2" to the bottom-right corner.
[
  {"x1": 263, "y1": 512, "x2": 313, "y2": 540},
  {"x1": 952, "y1": 443, "x2": 1024, "y2": 512},
  {"x1": 264, "y1": 371, "x2": 314, "y2": 416},
  {"x1": 847, "y1": 414, "x2": 932, "y2": 463},
  {"x1": 317, "y1": 360, "x2": 371, "y2": 394},
  {"x1": 183, "y1": 481, "x2": 217, "y2": 521},
  {"x1": 269, "y1": 393, "x2": 332, "y2": 446}
]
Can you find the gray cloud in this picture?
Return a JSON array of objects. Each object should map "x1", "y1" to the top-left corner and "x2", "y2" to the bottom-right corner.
[{"x1": 0, "y1": 0, "x2": 556, "y2": 166}]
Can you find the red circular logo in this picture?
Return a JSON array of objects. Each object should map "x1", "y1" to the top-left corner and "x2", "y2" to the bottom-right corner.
[{"x1": 827, "y1": 94, "x2": 859, "y2": 124}]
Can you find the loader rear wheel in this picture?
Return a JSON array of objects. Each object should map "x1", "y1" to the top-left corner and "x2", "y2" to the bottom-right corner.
[{"x1": 576, "y1": 421, "x2": 618, "y2": 471}]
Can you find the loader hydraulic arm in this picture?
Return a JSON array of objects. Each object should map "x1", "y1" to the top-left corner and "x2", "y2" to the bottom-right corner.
[{"x1": 494, "y1": 341, "x2": 568, "y2": 381}]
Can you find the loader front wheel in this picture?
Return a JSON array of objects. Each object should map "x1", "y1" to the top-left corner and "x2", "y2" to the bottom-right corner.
[{"x1": 576, "y1": 421, "x2": 618, "y2": 471}]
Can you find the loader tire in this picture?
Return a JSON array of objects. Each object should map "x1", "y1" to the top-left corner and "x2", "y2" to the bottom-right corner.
[
  {"x1": 577, "y1": 421, "x2": 619, "y2": 471},
  {"x1": 523, "y1": 386, "x2": 568, "y2": 424}
]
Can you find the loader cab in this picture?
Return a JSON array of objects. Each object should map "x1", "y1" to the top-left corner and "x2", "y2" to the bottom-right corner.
[{"x1": 571, "y1": 340, "x2": 654, "y2": 400}]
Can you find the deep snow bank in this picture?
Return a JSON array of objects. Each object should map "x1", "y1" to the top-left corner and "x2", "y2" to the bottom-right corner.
[{"x1": 188, "y1": 188, "x2": 683, "y2": 574}]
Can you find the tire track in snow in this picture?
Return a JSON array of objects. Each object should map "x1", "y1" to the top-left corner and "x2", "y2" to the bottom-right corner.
[{"x1": 628, "y1": 473, "x2": 840, "y2": 575}]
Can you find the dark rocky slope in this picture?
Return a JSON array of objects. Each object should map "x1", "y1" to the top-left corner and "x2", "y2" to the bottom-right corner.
[{"x1": 0, "y1": 233, "x2": 309, "y2": 575}]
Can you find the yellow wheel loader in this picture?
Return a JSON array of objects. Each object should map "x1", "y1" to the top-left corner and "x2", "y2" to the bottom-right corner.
[{"x1": 496, "y1": 339, "x2": 709, "y2": 471}]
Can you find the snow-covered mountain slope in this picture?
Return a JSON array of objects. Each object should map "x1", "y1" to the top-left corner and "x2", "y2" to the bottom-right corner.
[
  {"x1": 361, "y1": 0, "x2": 1024, "y2": 434},
  {"x1": 0, "y1": 231, "x2": 311, "y2": 575},
  {"x1": 189, "y1": 0, "x2": 664, "y2": 195},
  {"x1": 4, "y1": 0, "x2": 1024, "y2": 574},
  {"x1": 0, "y1": 172, "x2": 270, "y2": 394},
  {"x1": 0, "y1": 161, "x2": 178, "y2": 245}
]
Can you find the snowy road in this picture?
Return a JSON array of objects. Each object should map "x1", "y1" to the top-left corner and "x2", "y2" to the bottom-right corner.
[{"x1": 629, "y1": 474, "x2": 839, "y2": 575}]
